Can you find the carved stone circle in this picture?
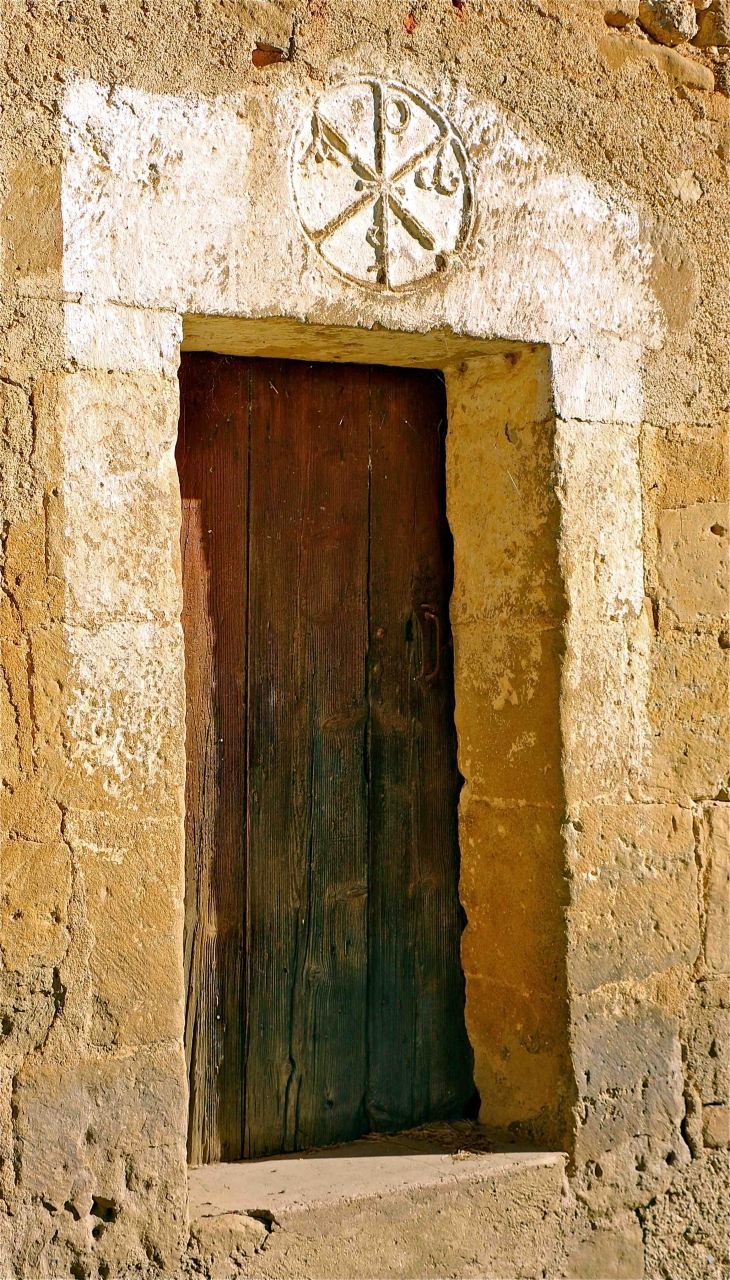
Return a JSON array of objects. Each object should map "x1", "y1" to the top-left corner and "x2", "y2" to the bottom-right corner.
[{"x1": 291, "y1": 80, "x2": 474, "y2": 292}]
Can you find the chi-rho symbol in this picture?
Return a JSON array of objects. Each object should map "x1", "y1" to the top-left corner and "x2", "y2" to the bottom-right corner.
[{"x1": 291, "y1": 80, "x2": 474, "y2": 291}]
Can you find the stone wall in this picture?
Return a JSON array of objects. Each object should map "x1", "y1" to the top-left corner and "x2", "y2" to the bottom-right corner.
[{"x1": 1, "y1": 2, "x2": 728, "y2": 1278}]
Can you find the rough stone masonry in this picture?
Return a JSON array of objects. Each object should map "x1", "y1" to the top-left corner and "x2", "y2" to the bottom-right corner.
[{"x1": 0, "y1": 1, "x2": 728, "y2": 1277}]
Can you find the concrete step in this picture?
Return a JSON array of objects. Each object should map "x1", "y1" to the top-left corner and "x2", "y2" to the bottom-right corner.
[{"x1": 187, "y1": 1126, "x2": 568, "y2": 1279}]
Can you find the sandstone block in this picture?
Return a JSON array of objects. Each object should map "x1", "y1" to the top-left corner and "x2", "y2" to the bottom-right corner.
[
  {"x1": 2, "y1": 162, "x2": 62, "y2": 281},
  {"x1": 643, "y1": 631, "x2": 729, "y2": 802},
  {"x1": 63, "y1": 809, "x2": 185, "y2": 1047},
  {"x1": 63, "y1": 303, "x2": 182, "y2": 376},
  {"x1": 658, "y1": 502, "x2": 728, "y2": 624},
  {"x1": 1, "y1": 836, "x2": 71, "y2": 971},
  {"x1": 639, "y1": 0, "x2": 698, "y2": 43},
  {"x1": 555, "y1": 419, "x2": 644, "y2": 634},
  {"x1": 459, "y1": 797, "x2": 570, "y2": 1144},
  {"x1": 641, "y1": 423, "x2": 729, "y2": 511},
  {"x1": 453, "y1": 622, "x2": 563, "y2": 805},
  {"x1": 605, "y1": 2, "x2": 641, "y2": 26},
  {"x1": 0, "y1": 967, "x2": 57, "y2": 1067},
  {"x1": 703, "y1": 803, "x2": 730, "y2": 973},
  {"x1": 189, "y1": 1146, "x2": 567, "y2": 1280},
  {"x1": 567, "y1": 804, "x2": 699, "y2": 992},
  {"x1": 445, "y1": 369, "x2": 561, "y2": 626},
  {"x1": 460, "y1": 801, "x2": 567, "y2": 995},
  {"x1": 561, "y1": 614, "x2": 651, "y2": 807},
  {"x1": 600, "y1": 32, "x2": 716, "y2": 87},
  {"x1": 0, "y1": 382, "x2": 34, "y2": 527},
  {"x1": 464, "y1": 972, "x2": 571, "y2": 1147}
]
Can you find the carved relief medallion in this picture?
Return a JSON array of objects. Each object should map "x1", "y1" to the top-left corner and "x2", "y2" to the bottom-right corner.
[{"x1": 291, "y1": 80, "x2": 474, "y2": 291}]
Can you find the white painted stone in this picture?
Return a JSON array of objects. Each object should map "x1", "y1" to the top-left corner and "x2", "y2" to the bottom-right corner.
[
  {"x1": 59, "y1": 375, "x2": 181, "y2": 627},
  {"x1": 556, "y1": 420, "x2": 651, "y2": 804},
  {"x1": 64, "y1": 303, "x2": 182, "y2": 376},
  {"x1": 64, "y1": 620, "x2": 185, "y2": 799},
  {"x1": 61, "y1": 76, "x2": 664, "y2": 418},
  {"x1": 291, "y1": 79, "x2": 473, "y2": 291},
  {"x1": 551, "y1": 336, "x2": 644, "y2": 424}
]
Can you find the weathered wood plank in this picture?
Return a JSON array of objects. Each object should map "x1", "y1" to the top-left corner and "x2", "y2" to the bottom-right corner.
[
  {"x1": 244, "y1": 360, "x2": 370, "y2": 1157},
  {"x1": 178, "y1": 353, "x2": 251, "y2": 1163},
  {"x1": 179, "y1": 355, "x2": 473, "y2": 1161},
  {"x1": 367, "y1": 366, "x2": 473, "y2": 1131}
]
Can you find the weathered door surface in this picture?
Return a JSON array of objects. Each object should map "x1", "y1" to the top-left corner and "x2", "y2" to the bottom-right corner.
[{"x1": 178, "y1": 354, "x2": 473, "y2": 1163}]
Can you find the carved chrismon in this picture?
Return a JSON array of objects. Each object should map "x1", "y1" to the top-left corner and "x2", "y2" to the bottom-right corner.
[{"x1": 291, "y1": 80, "x2": 474, "y2": 291}]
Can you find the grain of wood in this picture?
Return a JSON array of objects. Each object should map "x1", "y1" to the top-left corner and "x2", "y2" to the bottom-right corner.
[{"x1": 178, "y1": 355, "x2": 472, "y2": 1162}]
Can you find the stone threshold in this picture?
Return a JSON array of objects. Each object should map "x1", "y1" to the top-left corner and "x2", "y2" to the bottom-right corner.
[{"x1": 187, "y1": 1125, "x2": 568, "y2": 1279}]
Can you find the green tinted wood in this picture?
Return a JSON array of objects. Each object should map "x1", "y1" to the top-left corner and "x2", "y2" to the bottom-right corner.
[{"x1": 367, "y1": 367, "x2": 473, "y2": 1131}]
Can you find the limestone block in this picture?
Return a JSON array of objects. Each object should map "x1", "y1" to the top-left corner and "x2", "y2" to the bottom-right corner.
[
  {"x1": 63, "y1": 809, "x2": 185, "y2": 1047},
  {"x1": 446, "y1": 392, "x2": 562, "y2": 627},
  {"x1": 36, "y1": 373, "x2": 182, "y2": 628},
  {"x1": 642, "y1": 631, "x2": 729, "y2": 802},
  {"x1": 703, "y1": 803, "x2": 730, "y2": 973},
  {"x1": 1, "y1": 836, "x2": 71, "y2": 971},
  {"x1": 567, "y1": 804, "x2": 700, "y2": 992},
  {"x1": 453, "y1": 623, "x2": 563, "y2": 805},
  {"x1": 572, "y1": 994, "x2": 687, "y2": 1209},
  {"x1": 658, "y1": 502, "x2": 729, "y2": 624},
  {"x1": 13, "y1": 1047, "x2": 188, "y2": 1277},
  {"x1": 63, "y1": 302, "x2": 183, "y2": 376}
]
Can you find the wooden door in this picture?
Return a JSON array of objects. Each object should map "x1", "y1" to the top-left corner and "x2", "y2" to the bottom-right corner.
[{"x1": 178, "y1": 354, "x2": 473, "y2": 1164}]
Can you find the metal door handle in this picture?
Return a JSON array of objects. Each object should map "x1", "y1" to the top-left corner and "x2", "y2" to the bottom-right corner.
[{"x1": 417, "y1": 607, "x2": 441, "y2": 685}]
